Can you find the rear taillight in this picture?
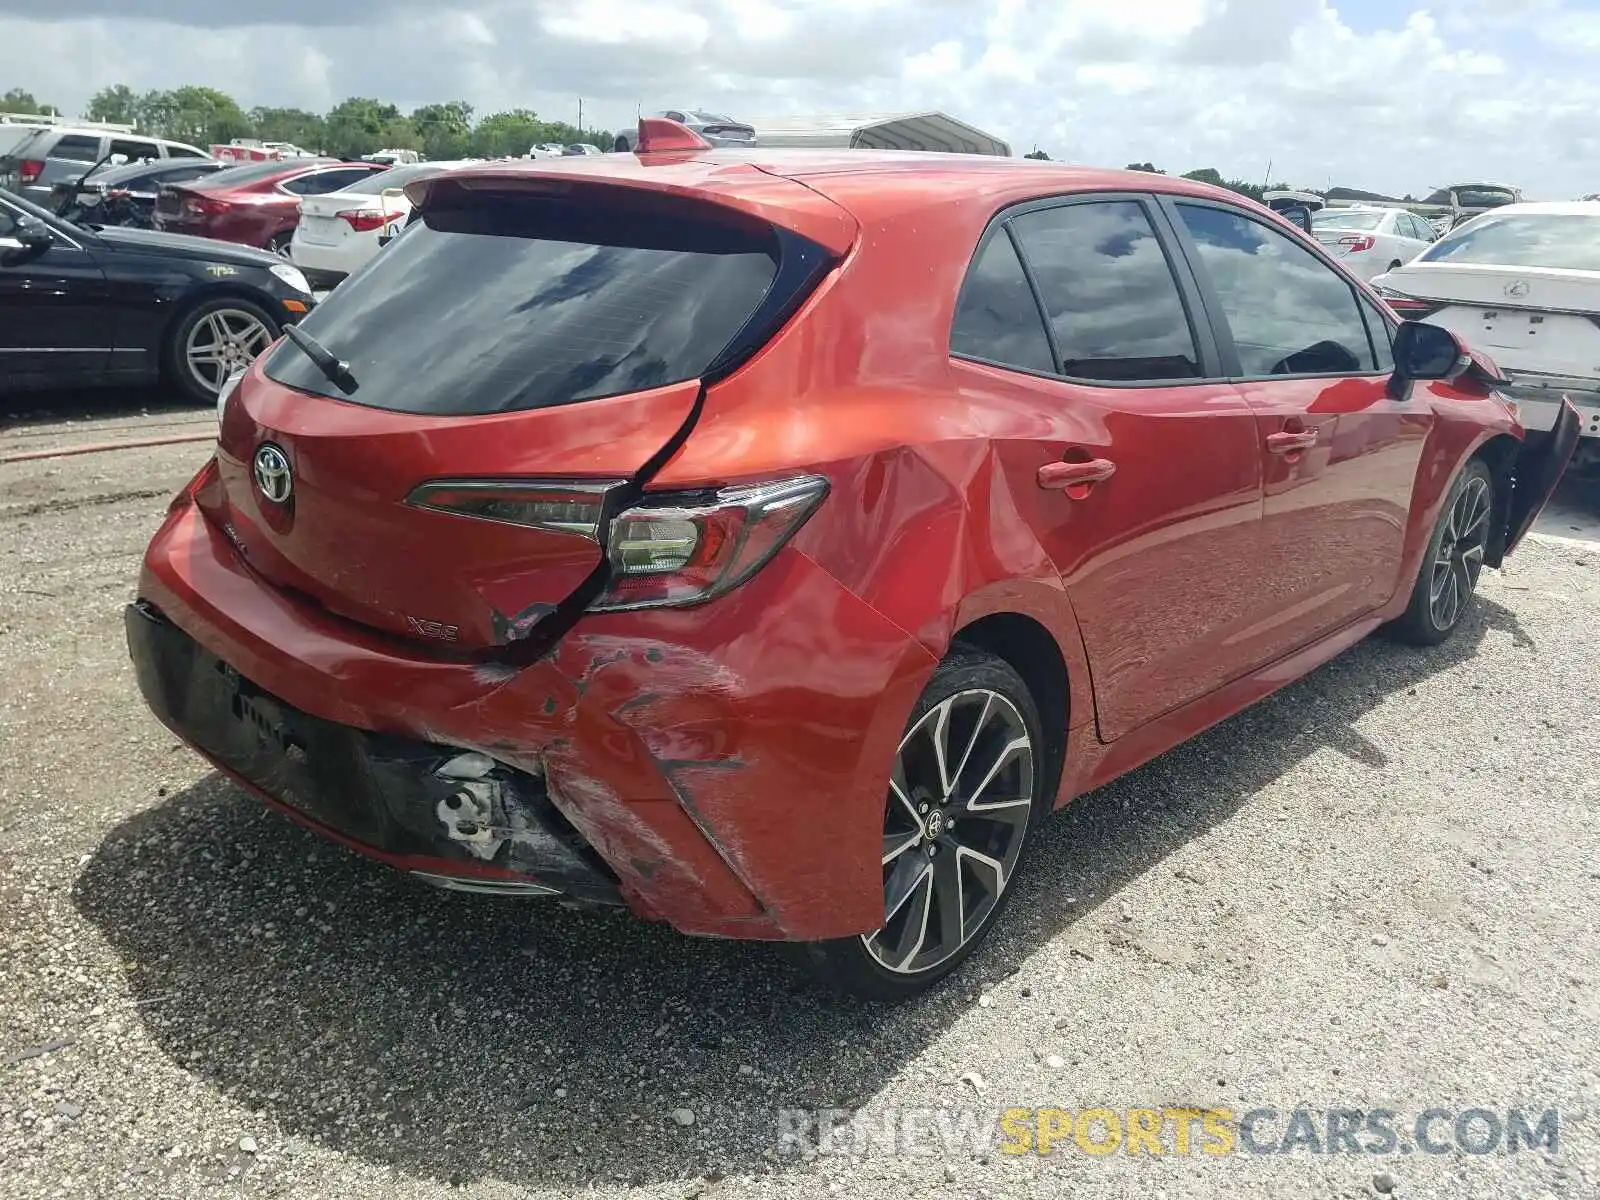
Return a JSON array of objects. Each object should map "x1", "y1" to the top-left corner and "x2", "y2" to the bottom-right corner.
[
  {"x1": 18, "y1": 159, "x2": 44, "y2": 184},
  {"x1": 595, "y1": 477, "x2": 828, "y2": 611},
  {"x1": 336, "y1": 208, "x2": 394, "y2": 233},
  {"x1": 105, "y1": 188, "x2": 132, "y2": 201},
  {"x1": 184, "y1": 195, "x2": 230, "y2": 216},
  {"x1": 1384, "y1": 296, "x2": 1441, "y2": 319},
  {"x1": 406, "y1": 475, "x2": 830, "y2": 611},
  {"x1": 1338, "y1": 234, "x2": 1376, "y2": 252}
]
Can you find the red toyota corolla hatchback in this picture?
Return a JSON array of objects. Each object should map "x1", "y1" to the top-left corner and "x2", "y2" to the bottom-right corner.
[{"x1": 127, "y1": 121, "x2": 1577, "y2": 998}]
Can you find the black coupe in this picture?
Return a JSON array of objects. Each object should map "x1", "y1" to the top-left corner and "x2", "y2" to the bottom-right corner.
[{"x1": 1, "y1": 186, "x2": 314, "y2": 404}]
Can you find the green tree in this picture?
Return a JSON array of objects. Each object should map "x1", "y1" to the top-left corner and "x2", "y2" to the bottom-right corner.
[
  {"x1": 471, "y1": 109, "x2": 546, "y2": 158},
  {"x1": 411, "y1": 101, "x2": 474, "y2": 160},
  {"x1": 248, "y1": 106, "x2": 326, "y2": 151},
  {"x1": 1126, "y1": 161, "x2": 1165, "y2": 174},
  {"x1": 0, "y1": 87, "x2": 56, "y2": 115},
  {"x1": 87, "y1": 84, "x2": 138, "y2": 125},
  {"x1": 324, "y1": 96, "x2": 405, "y2": 157},
  {"x1": 135, "y1": 86, "x2": 251, "y2": 146},
  {"x1": 1181, "y1": 167, "x2": 1225, "y2": 187}
]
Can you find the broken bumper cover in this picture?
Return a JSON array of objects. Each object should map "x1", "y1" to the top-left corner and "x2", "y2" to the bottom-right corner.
[
  {"x1": 125, "y1": 600, "x2": 622, "y2": 904},
  {"x1": 128, "y1": 496, "x2": 936, "y2": 941}
]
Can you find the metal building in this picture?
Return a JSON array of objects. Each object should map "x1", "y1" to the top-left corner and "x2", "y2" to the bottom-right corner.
[{"x1": 741, "y1": 112, "x2": 1011, "y2": 157}]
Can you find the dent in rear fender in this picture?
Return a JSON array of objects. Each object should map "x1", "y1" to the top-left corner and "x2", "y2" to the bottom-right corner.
[
  {"x1": 545, "y1": 548, "x2": 938, "y2": 940},
  {"x1": 790, "y1": 442, "x2": 1095, "y2": 727}
]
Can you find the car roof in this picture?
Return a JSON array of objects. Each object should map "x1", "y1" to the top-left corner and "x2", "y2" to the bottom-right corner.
[{"x1": 430, "y1": 150, "x2": 1260, "y2": 221}]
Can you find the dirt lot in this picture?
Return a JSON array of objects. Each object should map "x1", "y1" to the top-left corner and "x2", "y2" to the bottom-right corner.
[{"x1": 2, "y1": 392, "x2": 1598, "y2": 1200}]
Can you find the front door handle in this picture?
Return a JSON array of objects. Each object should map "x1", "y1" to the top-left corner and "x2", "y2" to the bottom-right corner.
[
  {"x1": 1038, "y1": 457, "x2": 1117, "y2": 490},
  {"x1": 1266, "y1": 429, "x2": 1319, "y2": 454}
]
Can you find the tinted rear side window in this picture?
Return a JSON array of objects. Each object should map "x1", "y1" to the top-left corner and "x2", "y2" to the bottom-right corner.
[
  {"x1": 1009, "y1": 201, "x2": 1202, "y2": 382},
  {"x1": 52, "y1": 134, "x2": 102, "y2": 162},
  {"x1": 950, "y1": 230, "x2": 1054, "y2": 374},
  {"x1": 264, "y1": 190, "x2": 783, "y2": 414}
]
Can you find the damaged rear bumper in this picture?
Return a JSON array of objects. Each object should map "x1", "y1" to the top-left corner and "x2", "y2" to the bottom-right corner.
[
  {"x1": 126, "y1": 599, "x2": 623, "y2": 904},
  {"x1": 128, "y1": 495, "x2": 935, "y2": 941}
]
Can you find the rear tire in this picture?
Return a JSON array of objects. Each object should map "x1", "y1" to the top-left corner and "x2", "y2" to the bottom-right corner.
[
  {"x1": 267, "y1": 231, "x2": 293, "y2": 258},
  {"x1": 1388, "y1": 260, "x2": 1402, "y2": 272},
  {"x1": 1385, "y1": 458, "x2": 1494, "y2": 646},
  {"x1": 792, "y1": 647, "x2": 1047, "y2": 1001}
]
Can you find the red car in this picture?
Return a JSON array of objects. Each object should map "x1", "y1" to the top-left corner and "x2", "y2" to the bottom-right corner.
[
  {"x1": 126, "y1": 119, "x2": 1577, "y2": 999},
  {"x1": 152, "y1": 158, "x2": 387, "y2": 255}
]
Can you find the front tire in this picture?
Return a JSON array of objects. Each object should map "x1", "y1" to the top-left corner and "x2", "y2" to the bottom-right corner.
[
  {"x1": 1386, "y1": 458, "x2": 1494, "y2": 645},
  {"x1": 163, "y1": 297, "x2": 280, "y2": 406},
  {"x1": 794, "y1": 647, "x2": 1047, "y2": 1000}
]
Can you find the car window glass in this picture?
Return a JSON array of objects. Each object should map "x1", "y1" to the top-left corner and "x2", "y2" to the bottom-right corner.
[
  {"x1": 111, "y1": 139, "x2": 160, "y2": 163},
  {"x1": 1177, "y1": 203, "x2": 1378, "y2": 376},
  {"x1": 164, "y1": 145, "x2": 209, "y2": 159},
  {"x1": 52, "y1": 134, "x2": 102, "y2": 162},
  {"x1": 950, "y1": 230, "x2": 1055, "y2": 374},
  {"x1": 1417, "y1": 213, "x2": 1600, "y2": 271},
  {"x1": 0, "y1": 204, "x2": 16, "y2": 238},
  {"x1": 1008, "y1": 200, "x2": 1201, "y2": 382},
  {"x1": 320, "y1": 167, "x2": 382, "y2": 191},
  {"x1": 281, "y1": 171, "x2": 336, "y2": 195},
  {"x1": 1358, "y1": 296, "x2": 1394, "y2": 372}
]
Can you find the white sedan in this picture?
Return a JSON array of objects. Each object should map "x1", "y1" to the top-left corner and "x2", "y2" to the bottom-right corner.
[
  {"x1": 1310, "y1": 207, "x2": 1437, "y2": 281},
  {"x1": 1372, "y1": 201, "x2": 1600, "y2": 475},
  {"x1": 289, "y1": 159, "x2": 478, "y2": 289}
]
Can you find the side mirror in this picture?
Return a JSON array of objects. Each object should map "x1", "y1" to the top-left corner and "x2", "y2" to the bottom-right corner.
[
  {"x1": 0, "y1": 216, "x2": 53, "y2": 267},
  {"x1": 1388, "y1": 319, "x2": 1467, "y2": 399}
]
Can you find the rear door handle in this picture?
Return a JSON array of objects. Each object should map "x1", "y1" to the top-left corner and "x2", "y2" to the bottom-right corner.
[
  {"x1": 1038, "y1": 457, "x2": 1117, "y2": 490},
  {"x1": 1266, "y1": 429, "x2": 1319, "y2": 453}
]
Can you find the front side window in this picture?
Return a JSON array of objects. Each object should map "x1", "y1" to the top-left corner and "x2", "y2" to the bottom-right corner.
[
  {"x1": 950, "y1": 230, "x2": 1054, "y2": 374},
  {"x1": 1008, "y1": 200, "x2": 1202, "y2": 383},
  {"x1": 1416, "y1": 213, "x2": 1600, "y2": 271},
  {"x1": 1177, "y1": 203, "x2": 1378, "y2": 376}
]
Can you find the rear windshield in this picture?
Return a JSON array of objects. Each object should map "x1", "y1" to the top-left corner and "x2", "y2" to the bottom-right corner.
[
  {"x1": 339, "y1": 161, "x2": 458, "y2": 195},
  {"x1": 1417, "y1": 213, "x2": 1600, "y2": 272},
  {"x1": 196, "y1": 159, "x2": 324, "y2": 188},
  {"x1": 263, "y1": 188, "x2": 781, "y2": 414},
  {"x1": 0, "y1": 127, "x2": 43, "y2": 157},
  {"x1": 1314, "y1": 211, "x2": 1384, "y2": 231}
]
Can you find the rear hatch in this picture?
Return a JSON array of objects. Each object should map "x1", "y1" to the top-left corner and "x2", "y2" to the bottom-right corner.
[{"x1": 207, "y1": 168, "x2": 852, "y2": 649}]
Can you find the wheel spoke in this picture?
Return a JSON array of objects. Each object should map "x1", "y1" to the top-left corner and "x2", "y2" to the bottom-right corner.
[
  {"x1": 956, "y1": 844, "x2": 1007, "y2": 894},
  {"x1": 882, "y1": 829, "x2": 920, "y2": 865},
  {"x1": 883, "y1": 855, "x2": 931, "y2": 923},
  {"x1": 965, "y1": 735, "x2": 1031, "y2": 811},
  {"x1": 932, "y1": 849, "x2": 964, "y2": 954},
  {"x1": 887, "y1": 868, "x2": 934, "y2": 969},
  {"x1": 948, "y1": 693, "x2": 993, "y2": 798},
  {"x1": 930, "y1": 697, "x2": 955, "y2": 798},
  {"x1": 889, "y1": 772, "x2": 922, "y2": 834}
]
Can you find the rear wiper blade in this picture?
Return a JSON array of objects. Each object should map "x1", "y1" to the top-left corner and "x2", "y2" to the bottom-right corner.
[{"x1": 281, "y1": 323, "x2": 359, "y2": 393}]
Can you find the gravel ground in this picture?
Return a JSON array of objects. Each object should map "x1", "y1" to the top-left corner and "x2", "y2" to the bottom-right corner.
[{"x1": 2, "y1": 391, "x2": 1597, "y2": 1200}]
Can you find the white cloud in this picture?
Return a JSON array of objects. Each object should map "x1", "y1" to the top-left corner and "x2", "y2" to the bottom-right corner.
[{"x1": 0, "y1": 0, "x2": 1596, "y2": 197}]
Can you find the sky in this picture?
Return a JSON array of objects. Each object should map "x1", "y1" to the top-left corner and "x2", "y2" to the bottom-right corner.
[{"x1": 1, "y1": 0, "x2": 1597, "y2": 198}]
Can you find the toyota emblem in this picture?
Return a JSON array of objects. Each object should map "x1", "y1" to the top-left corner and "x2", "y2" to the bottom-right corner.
[
  {"x1": 253, "y1": 443, "x2": 293, "y2": 503},
  {"x1": 1505, "y1": 280, "x2": 1531, "y2": 299}
]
